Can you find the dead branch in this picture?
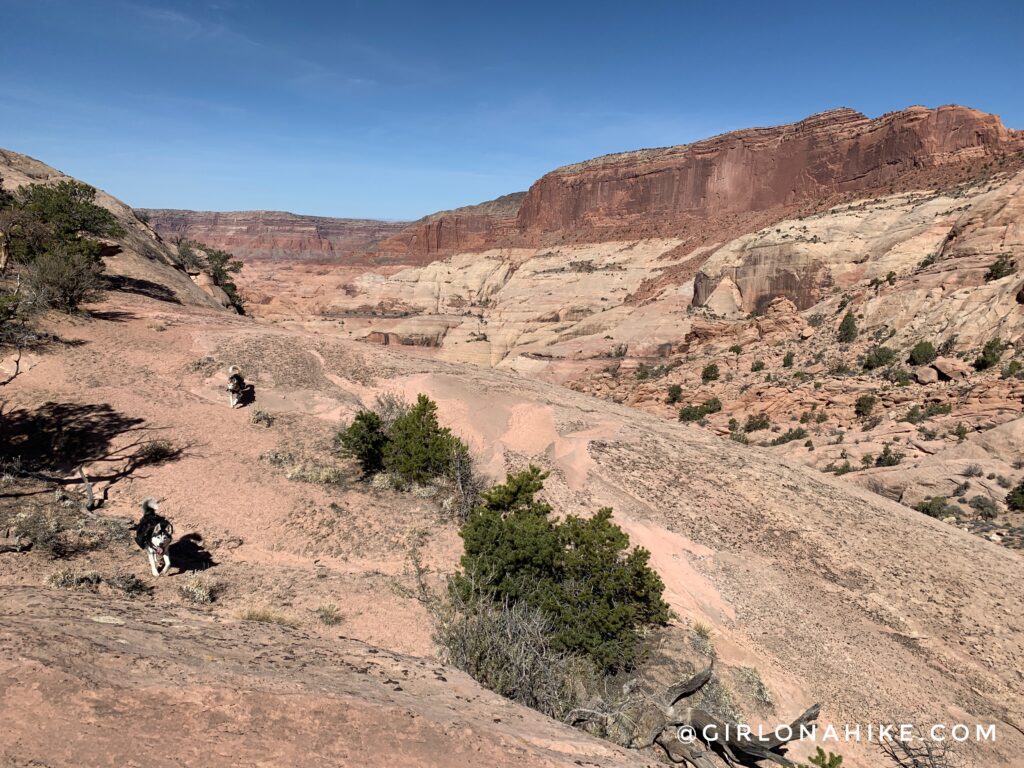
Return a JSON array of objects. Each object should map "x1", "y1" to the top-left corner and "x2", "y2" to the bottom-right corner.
[
  {"x1": 569, "y1": 660, "x2": 820, "y2": 767},
  {"x1": 77, "y1": 466, "x2": 96, "y2": 512}
]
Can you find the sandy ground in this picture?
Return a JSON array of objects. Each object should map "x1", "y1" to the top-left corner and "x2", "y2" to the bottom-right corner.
[{"x1": 1, "y1": 292, "x2": 1022, "y2": 767}]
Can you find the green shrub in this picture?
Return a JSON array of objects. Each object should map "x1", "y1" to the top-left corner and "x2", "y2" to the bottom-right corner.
[
  {"x1": 973, "y1": 337, "x2": 1004, "y2": 371},
  {"x1": 203, "y1": 246, "x2": 245, "y2": 313},
  {"x1": 2, "y1": 179, "x2": 125, "y2": 323},
  {"x1": 883, "y1": 366, "x2": 911, "y2": 386},
  {"x1": 337, "y1": 410, "x2": 388, "y2": 476},
  {"x1": 968, "y1": 496, "x2": 998, "y2": 519},
  {"x1": 744, "y1": 413, "x2": 771, "y2": 432},
  {"x1": 678, "y1": 398, "x2": 721, "y2": 422},
  {"x1": 23, "y1": 248, "x2": 105, "y2": 312},
  {"x1": 985, "y1": 253, "x2": 1016, "y2": 281},
  {"x1": 908, "y1": 341, "x2": 936, "y2": 366},
  {"x1": 728, "y1": 344, "x2": 743, "y2": 355},
  {"x1": 701, "y1": 363, "x2": 719, "y2": 383},
  {"x1": 666, "y1": 384, "x2": 683, "y2": 404},
  {"x1": 915, "y1": 497, "x2": 957, "y2": 518},
  {"x1": 837, "y1": 311, "x2": 858, "y2": 343},
  {"x1": 902, "y1": 405, "x2": 923, "y2": 424},
  {"x1": 1006, "y1": 479, "x2": 1024, "y2": 512},
  {"x1": 770, "y1": 427, "x2": 808, "y2": 446},
  {"x1": 802, "y1": 747, "x2": 844, "y2": 768},
  {"x1": 750, "y1": 359, "x2": 765, "y2": 372},
  {"x1": 874, "y1": 443, "x2": 903, "y2": 467},
  {"x1": 862, "y1": 346, "x2": 896, "y2": 371},
  {"x1": 453, "y1": 466, "x2": 670, "y2": 672},
  {"x1": 826, "y1": 460, "x2": 853, "y2": 475},
  {"x1": 782, "y1": 351, "x2": 794, "y2": 368},
  {"x1": 9, "y1": 180, "x2": 123, "y2": 263},
  {"x1": 1002, "y1": 360, "x2": 1023, "y2": 379},
  {"x1": 854, "y1": 394, "x2": 877, "y2": 419},
  {"x1": 384, "y1": 394, "x2": 468, "y2": 486}
]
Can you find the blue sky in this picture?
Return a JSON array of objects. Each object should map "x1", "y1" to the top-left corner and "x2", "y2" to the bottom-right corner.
[{"x1": 1, "y1": 1, "x2": 1022, "y2": 219}]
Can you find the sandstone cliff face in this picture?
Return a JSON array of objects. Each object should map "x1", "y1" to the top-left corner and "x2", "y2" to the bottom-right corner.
[
  {"x1": 340, "y1": 105, "x2": 1024, "y2": 264},
  {"x1": 140, "y1": 209, "x2": 408, "y2": 263},
  {"x1": 372, "y1": 192, "x2": 525, "y2": 260},
  {"x1": 516, "y1": 106, "x2": 1024, "y2": 239}
]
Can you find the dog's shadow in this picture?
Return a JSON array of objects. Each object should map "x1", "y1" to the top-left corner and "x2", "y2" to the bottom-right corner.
[
  {"x1": 169, "y1": 532, "x2": 217, "y2": 573},
  {"x1": 237, "y1": 384, "x2": 256, "y2": 408}
]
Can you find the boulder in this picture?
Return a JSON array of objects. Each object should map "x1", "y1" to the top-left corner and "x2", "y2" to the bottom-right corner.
[
  {"x1": 704, "y1": 276, "x2": 744, "y2": 319},
  {"x1": 914, "y1": 366, "x2": 939, "y2": 385},
  {"x1": 932, "y1": 357, "x2": 972, "y2": 381}
]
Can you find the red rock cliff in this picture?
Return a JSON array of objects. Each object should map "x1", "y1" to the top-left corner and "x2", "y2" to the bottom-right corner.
[
  {"x1": 372, "y1": 192, "x2": 525, "y2": 260},
  {"x1": 516, "y1": 106, "x2": 1024, "y2": 237},
  {"x1": 139, "y1": 209, "x2": 408, "y2": 264}
]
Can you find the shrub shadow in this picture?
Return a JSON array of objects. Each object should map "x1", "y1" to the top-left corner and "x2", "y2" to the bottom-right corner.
[{"x1": 104, "y1": 275, "x2": 181, "y2": 304}]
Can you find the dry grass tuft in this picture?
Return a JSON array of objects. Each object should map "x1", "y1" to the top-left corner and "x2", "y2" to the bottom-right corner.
[
  {"x1": 239, "y1": 607, "x2": 297, "y2": 627},
  {"x1": 178, "y1": 574, "x2": 221, "y2": 604},
  {"x1": 690, "y1": 621, "x2": 716, "y2": 658},
  {"x1": 314, "y1": 604, "x2": 343, "y2": 625},
  {"x1": 106, "y1": 572, "x2": 151, "y2": 597},
  {"x1": 47, "y1": 567, "x2": 102, "y2": 590}
]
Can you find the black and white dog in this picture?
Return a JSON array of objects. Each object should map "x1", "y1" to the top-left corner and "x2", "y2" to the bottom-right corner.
[
  {"x1": 227, "y1": 365, "x2": 246, "y2": 409},
  {"x1": 134, "y1": 498, "x2": 173, "y2": 577}
]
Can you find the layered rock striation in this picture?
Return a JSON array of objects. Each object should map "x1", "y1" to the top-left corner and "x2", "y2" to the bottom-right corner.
[{"x1": 140, "y1": 209, "x2": 408, "y2": 263}]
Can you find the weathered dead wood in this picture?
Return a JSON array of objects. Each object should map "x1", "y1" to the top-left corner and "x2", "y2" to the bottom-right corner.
[
  {"x1": 77, "y1": 466, "x2": 96, "y2": 512},
  {"x1": 568, "y1": 661, "x2": 820, "y2": 767},
  {"x1": 0, "y1": 527, "x2": 30, "y2": 553}
]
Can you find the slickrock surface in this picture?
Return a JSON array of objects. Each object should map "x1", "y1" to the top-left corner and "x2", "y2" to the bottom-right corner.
[{"x1": 2, "y1": 291, "x2": 1023, "y2": 767}]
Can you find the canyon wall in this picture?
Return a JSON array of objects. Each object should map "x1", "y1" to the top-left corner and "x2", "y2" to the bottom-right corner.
[
  {"x1": 371, "y1": 192, "x2": 525, "y2": 260},
  {"x1": 516, "y1": 106, "x2": 1024, "y2": 239},
  {"x1": 144, "y1": 107, "x2": 1023, "y2": 268},
  {"x1": 139, "y1": 209, "x2": 409, "y2": 264}
]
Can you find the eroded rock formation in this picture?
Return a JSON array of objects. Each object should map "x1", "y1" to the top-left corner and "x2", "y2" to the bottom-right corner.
[{"x1": 140, "y1": 209, "x2": 409, "y2": 264}]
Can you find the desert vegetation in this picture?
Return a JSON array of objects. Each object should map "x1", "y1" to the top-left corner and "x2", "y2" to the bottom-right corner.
[
  {"x1": 1, "y1": 176, "x2": 123, "y2": 349},
  {"x1": 177, "y1": 238, "x2": 245, "y2": 313},
  {"x1": 337, "y1": 393, "x2": 481, "y2": 520}
]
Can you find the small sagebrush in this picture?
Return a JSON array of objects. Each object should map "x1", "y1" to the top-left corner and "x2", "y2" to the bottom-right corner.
[
  {"x1": 249, "y1": 409, "x2": 274, "y2": 428},
  {"x1": 690, "y1": 621, "x2": 716, "y2": 658},
  {"x1": 178, "y1": 574, "x2": 220, "y2": 604},
  {"x1": 47, "y1": 568, "x2": 102, "y2": 590},
  {"x1": 315, "y1": 604, "x2": 343, "y2": 625},
  {"x1": 736, "y1": 666, "x2": 775, "y2": 712},
  {"x1": 239, "y1": 607, "x2": 297, "y2": 626},
  {"x1": 107, "y1": 573, "x2": 151, "y2": 597}
]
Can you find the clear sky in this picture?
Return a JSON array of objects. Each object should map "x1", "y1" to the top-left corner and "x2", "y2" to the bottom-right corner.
[{"x1": 2, "y1": 1, "x2": 1022, "y2": 220}]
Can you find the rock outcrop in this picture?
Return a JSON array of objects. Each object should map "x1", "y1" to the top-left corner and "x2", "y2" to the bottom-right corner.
[
  {"x1": 140, "y1": 209, "x2": 409, "y2": 264},
  {"x1": 0, "y1": 149, "x2": 224, "y2": 309}
]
